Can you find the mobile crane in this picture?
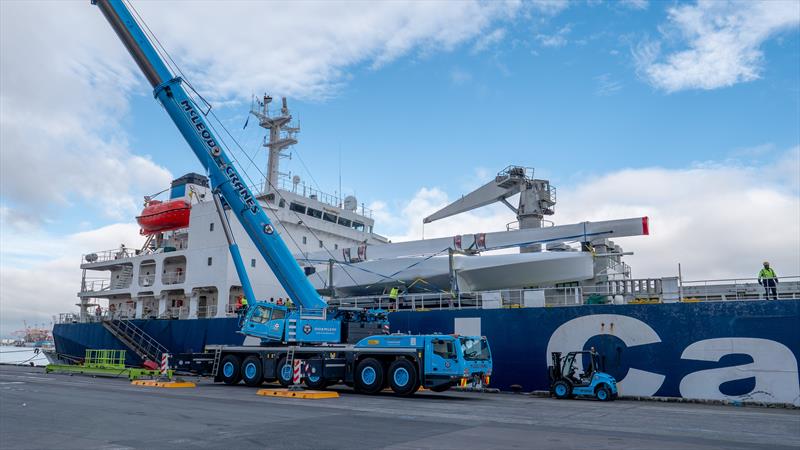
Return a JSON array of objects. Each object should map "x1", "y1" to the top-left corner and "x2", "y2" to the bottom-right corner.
[{"x1": 92, "y1": 0, "x2": 492, "y2": 395}]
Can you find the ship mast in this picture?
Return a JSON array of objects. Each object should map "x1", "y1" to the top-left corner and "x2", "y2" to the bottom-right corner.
[{"x1": 249, "y1": 95, "x2": 299, "y2": 194}]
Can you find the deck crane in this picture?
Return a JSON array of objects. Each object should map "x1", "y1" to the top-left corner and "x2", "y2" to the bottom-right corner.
[{"x1": 92, "y1": 0, "x2": 492, "y2": 395}]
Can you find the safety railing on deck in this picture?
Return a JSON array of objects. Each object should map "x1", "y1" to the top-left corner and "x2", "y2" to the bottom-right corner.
[
  {"x1": 160, "y1": 306, "x2": 189, "y2": 319},
  {"x1": 161, "y1": 271, "x2": 186, "y2": 285},
  {"x1": 81, "y1": 247, "x2": 137, "y2": 264},
  {"x1": 680, "y1": 276, "x2": 799, "y2": 302},
  {"x1": 59, "y1": 276, "x2": 800, "y2": 323},
  {"x1": 329, "y1": 276, "x2": 800, "y2": 311},
  {"x1": 197, "y1": 304, "x2": 218, "y2": 318}
]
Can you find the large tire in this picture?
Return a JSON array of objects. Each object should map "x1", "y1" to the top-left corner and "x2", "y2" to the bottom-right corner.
[
  {"x1": 304, "y1": 358, "x2": 327, "y2": 389},
  {"x1": 354, "y1": 358, "x2": 384, "y2": 395},
  {"x1": 219, "y1": 355, "x2": 241, "y2": 385},
  {"x1": 388, "y1": 359, "x2": 418, "y2": 396},
  {"x1": 595, "y1": 385, "x2": 613, "y2": 402},
  {"x1": 241, "y1": 356, "x2": 263, "y2": 387},
  {"x1": 276, "y1": 356, "x2": 293, "y2": 387},
  {"x1": 552, "y1": 380, "x2": 572, "y2": 399}
]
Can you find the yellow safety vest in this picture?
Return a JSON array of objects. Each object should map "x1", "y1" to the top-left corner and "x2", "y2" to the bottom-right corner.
[
  {"x1": 759, "y1": 268, "x2": 776, "y2": 279},
  {"x1": 389, "y1": 288, "x2": 399, "y2": 300}
]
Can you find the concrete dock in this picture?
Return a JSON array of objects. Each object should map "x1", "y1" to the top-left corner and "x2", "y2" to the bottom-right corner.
[{"x1": 1, "y1": 365, "x2": 798, "y2": 449}]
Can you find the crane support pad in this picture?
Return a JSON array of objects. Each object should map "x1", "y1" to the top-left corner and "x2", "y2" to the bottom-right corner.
[
  {"x1": 131, "y1": 380, "x2": 196, "y2": 388},
  {"x1": 256, "y1": 388, "x2": 339, "y2": 399}
]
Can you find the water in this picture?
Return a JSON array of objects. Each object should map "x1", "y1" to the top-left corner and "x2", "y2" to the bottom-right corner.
[{"x1": 0, "y1": 346, "x2": 49, "y2": 366}]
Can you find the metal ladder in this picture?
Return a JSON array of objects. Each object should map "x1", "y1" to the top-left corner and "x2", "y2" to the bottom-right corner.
[
  {"x1": 112, "y1": 265, "x2": 133, "y2": 289},
  {"x1": 287, "y1": 318, "x2": 298, "y2": 342},
  {"x1": 210, "y1": 347, "x2": 223, "y2": 377},
  {"x1": 102, "y1": 319, "x2": 168, "y2": 363}
]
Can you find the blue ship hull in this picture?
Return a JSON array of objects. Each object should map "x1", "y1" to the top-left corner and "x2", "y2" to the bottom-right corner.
[{"x1": 53, "y1": 300, "x2": 800, "y2": 405}]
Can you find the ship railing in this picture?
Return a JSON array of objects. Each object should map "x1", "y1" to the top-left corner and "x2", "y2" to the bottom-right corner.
[
  {"x1": 81, "y1": 247, "x2": 137, "y2": 264},
  {"x1": 225, "y1": 303, "x2": 239, "y2": 316},
  {"x1": 161, "y1": 271, "x2": 186, "y2": 285},
  {"x1": 160, "y1": 306, "x2": 189, "y2": 320},
  {"x1": 80, "y1": 278, "x2": 112, "y2": 294},
  {"x1": 197, "y1": 304, "x2": 217, "y2": 318},
  {"x1": 328, "y1": 277, "x2": 800, "y2": 310},
  {"x1": 275, "y1": 175, "x2": 375, "y2": 218},
  {"x1": 138, "y1": 274, "x2": 155, "y2": 287},
  {"x1": 680, "y1": 276, "x2": 800, "y2": 302}
]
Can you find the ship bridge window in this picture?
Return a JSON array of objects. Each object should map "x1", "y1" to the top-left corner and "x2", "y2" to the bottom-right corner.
[
  {"x1": 323, "y1": 212, "x2": 337, "y2": 223},
  {"x1": 289, "y1": 202, "x2": 306, "y2": 214},
  {"x1": 352, "y1": 222, "x2": 365, "y2": 232},
  {"x1": 338, "y1": 217, "x2": 352, "y2": 228},
  {"x1": 306, "y1": 208, "x2": 322, "y2": 219}
]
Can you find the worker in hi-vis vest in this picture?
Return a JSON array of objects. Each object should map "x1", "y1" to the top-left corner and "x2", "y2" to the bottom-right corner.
[
  {"x1": 758, "y1": 261, "x2": 779, "y2": 300},
  {"x1": 389, "y1": 287, "x2": 400, "y2": 310}
]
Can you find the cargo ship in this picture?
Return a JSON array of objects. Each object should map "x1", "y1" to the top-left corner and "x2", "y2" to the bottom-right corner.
[{"x1": 53, "y1": 98, "x2": 800, "y2": 406}]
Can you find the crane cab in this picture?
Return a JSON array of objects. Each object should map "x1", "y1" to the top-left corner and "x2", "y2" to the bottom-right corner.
[{"x1": 240, "y1": 302, "x2": 341, "y2": 344}]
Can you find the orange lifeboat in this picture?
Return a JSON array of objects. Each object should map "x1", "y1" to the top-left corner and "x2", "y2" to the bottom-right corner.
[{"x1": 136, "y1": 199, "x2": 191, "y2": 235}]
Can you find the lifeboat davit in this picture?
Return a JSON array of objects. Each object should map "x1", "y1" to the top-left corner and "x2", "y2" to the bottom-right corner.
[{"x1": 136, "y1": 199, "x2": 191, "y2": 235}]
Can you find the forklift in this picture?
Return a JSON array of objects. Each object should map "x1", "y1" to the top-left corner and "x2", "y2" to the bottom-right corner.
[{"x1": 548, "y1": 348, "x2": 617, "y2": 401}]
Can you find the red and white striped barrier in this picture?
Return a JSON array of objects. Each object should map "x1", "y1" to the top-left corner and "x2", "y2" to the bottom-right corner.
[
  {"x1": 161, "y1": 353, "x2": 169, "y2": 377},
  {"x1": 292, "y1": 359, "x2": 303, "y2": 384}
]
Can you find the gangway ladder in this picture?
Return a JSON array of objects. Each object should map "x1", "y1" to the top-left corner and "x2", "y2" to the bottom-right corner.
[
  {"x1": 112, "y1": 265, "x2": 134, "y2": 289},
  {"x1": 102, "y1": 319, "x2": 168, "y2": 364},
  {"x1": 210, "y1": 347, "x2": 223, "y2": 378}
]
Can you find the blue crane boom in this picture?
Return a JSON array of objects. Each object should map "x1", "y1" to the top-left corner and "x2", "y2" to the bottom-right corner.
[
  {"x1": 93, "y1": 2, "x2": 495, "y2": 396},
  {"x1": 93, "y1": 0, "x2": 326, "y2": 311}
]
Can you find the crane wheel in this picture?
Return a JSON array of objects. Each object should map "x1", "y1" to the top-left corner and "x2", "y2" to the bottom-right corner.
[
  {"x1": 276, "y1": 356, "x2": 293, "y2": 387},
  {"x1": 220, "y1": 355, "x2": 242, "y2": 385},
  {"x1": 304, "y1": 358, "x2": 327, "y2": 389},
  {"x1": 241, "y1": 356, "x2": 263, "y2": 387},
  {"x1": 388, "y1": 360, "x2": 418, "y2": 396},
  {"x1": 354, "y1": 358, "x2": 384, "y2": 395}
]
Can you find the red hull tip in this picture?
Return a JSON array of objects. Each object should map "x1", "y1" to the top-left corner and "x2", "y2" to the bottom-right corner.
[{"x1": 642, "y1": 216, "x2": 650, "y2": 235}]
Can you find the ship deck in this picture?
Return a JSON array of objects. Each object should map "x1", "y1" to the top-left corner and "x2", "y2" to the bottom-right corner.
[{"x1": 1, "y1": 365, "x2": 797, "y2": 450}]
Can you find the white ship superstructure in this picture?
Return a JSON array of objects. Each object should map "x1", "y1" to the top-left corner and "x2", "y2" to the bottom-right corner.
[
  {"x1": 74, "y1": 97, "x2": 658, "y2": 323},
  {"x1": 76, "y1": 98, "x2": 387, "y2": 321}
]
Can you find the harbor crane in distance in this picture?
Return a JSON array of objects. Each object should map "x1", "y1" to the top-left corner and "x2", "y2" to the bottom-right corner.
[{"x1": 92, "y1": 0, "x2": 492, "y2": 395}]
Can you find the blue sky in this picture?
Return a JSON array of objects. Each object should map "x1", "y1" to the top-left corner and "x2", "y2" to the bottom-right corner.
[
  {"x1": 1, "y1": 0, "x2": 799, "y2": 333},
  {"x1": 96, "y1": 0, "x2": 800, "y2": 237}
]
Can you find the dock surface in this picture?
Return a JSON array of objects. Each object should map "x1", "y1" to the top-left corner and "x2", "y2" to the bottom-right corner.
[{"x1": 1, "y1": 365, "x2": 798, "y2": 449}]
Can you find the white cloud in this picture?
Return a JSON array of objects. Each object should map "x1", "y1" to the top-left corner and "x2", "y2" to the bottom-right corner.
[
  {"x1": 594, "y1": 73, "x2": 623, "y2": 96},
  {"x1": 620, "y1": 0, "x2": 648, "y2": 10},
  {"x1": 536, "y1": 24, "x2": 572, "y2": 48},
  {"x1": 372, "y1": 149, "x2": 800, "y2": 281},
  {"x1": 132, "y1": 1, "x2": 523, "y2": 102},
  {"x1": 473, "y1": 28, "x2": 508, "y2": 53},
  {"x1": 530, "y1": 0, "x2": 570, "y2": 16},
  {"x1": 0, "y1": 1, "x2": 172, "y2": 225},
  {"x1": 635, "y1": 1, "x2": 800, "y2": 92},
  {"x1": 449, "y1": 67, "x2": 473, "y2": 86},
  {"x1": 0, "y1": 221, "x2": 144, "y2": 336},
  {"x1": 1, "y1": 1, "x2": 534, "y2": 226}
]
